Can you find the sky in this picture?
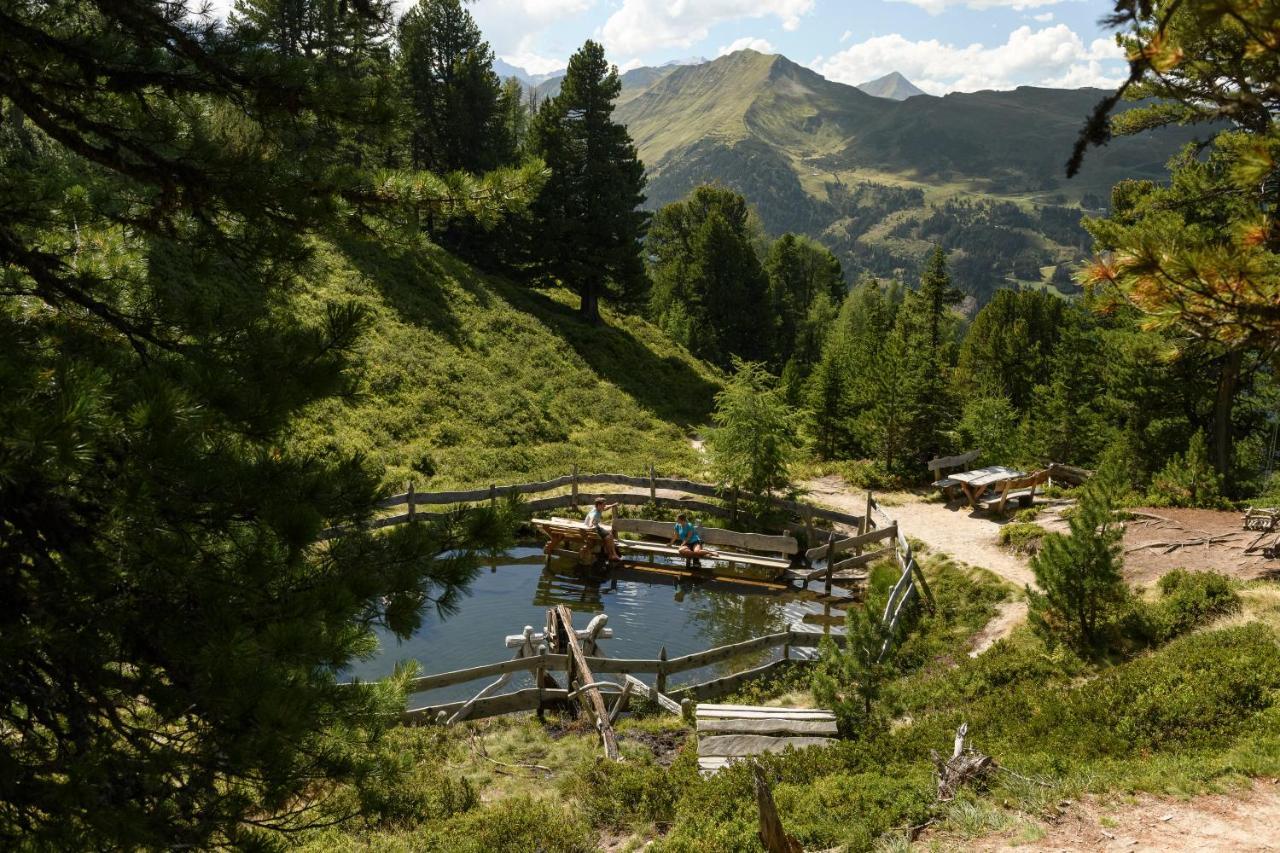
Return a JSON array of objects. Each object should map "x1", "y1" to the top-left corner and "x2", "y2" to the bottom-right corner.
[{"x1": 467, "y1": 0, "x2": 1128, "y2": 94}]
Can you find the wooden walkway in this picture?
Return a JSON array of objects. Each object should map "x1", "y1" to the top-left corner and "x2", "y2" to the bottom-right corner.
[{"x1": 695, "y1": 703, "x2": 837, "y2": 776}]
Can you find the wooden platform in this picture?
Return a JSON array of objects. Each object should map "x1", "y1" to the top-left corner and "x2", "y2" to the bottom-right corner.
[{"x1": 695, "y1": 703, "x2": 837, "y2": 775}]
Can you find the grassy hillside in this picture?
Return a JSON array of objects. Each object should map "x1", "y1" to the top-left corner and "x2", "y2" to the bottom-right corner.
[
  {"x1": 286, "y1": 235, "x2": 719, "y2": 490},
  {"x1": 613, "y1": 50, "x2": 1207, "y2": 303}
]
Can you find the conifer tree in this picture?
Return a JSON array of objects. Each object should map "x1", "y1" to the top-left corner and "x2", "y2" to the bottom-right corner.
[
  {"x1": 529, "y1": 40, "x2": 647, "y2": 323},
  {"x1": 707, "y1": 360, "x2": 797, "y2": 512},
  {"x1": 1027, "y1": 478, "x2": 1128, "y2": 651},
  {"x1": 764, "y1": 234, "x2": 844, "y2": 370},
  {"x1": 0, "y1": 2, "x2": 518, "y2": 846},
  {"x1": 397, "y1": 0, "x2": 508, "y2": 174}
]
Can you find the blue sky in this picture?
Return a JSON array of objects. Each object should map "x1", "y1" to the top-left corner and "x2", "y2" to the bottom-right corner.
[{"x1": 468, "y1": 0, "x2": 1127, "y2": 94}]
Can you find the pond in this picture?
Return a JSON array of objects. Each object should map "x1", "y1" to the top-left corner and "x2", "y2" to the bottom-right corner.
[{"x1": 346, "y1": 546, "x2": 856, "y2": 706}]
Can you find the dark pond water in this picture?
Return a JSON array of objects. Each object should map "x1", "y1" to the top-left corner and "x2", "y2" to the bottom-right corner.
[{"x1": 346, "y1": 546, "x2": 854, "y2": 705}]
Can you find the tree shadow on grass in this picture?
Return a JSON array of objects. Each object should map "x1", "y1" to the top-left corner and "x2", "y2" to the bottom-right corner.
[
  {"x1": 333, "y1": 232, "x2": 495, "y2": 346},
  {"x1": 495, "y1": 282, "x2": 721, "y2": 431}
]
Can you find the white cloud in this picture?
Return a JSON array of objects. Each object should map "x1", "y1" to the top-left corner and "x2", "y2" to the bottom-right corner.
[
  {"x1": 814, "y1": 25, "x2": 1124, "y2": 94},
  {"x1": 1032, "y1": 11, "x2": 1054, "y2": 21},
  {"x1": 471, "y1": 0, "x2": 595, "y2": 66},
  {"x1": 600, "y1": 0, "x2": 813, "y2": 56},
  {"x1": 500, "y1": 51, "x2": 568, "y2": 75},
  {"x1": 617, "y1": 57, "x2": 646, "y2": 72},
  {"x1": 890, "y1": 0, "x2": 1064, "y2": 13},
  {"x1": 718, "y1": 36, "x2": 775, "y2": 56},
  {"x1": 840, "y1": 30, "x2": 854, "y2": 43}
]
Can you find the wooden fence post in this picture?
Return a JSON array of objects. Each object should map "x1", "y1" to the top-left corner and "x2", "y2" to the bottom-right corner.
[
  {"x1": 731, "y1": 486, "x2": 740, "y2": 523},
  {"x1": 571, "y1": 464, "x2": 578, "y2": 506},
  {"x1": 649, "y1": 462, "x2": 657, "y2": 505},
  {"x1": 861, "y1": 491, "x2": 872, "y2": 535},
  {"x1": 407, "y1": 481, "x2": 416, "y2": 522},
  {"x1": 534, "y1": 643, "x2": 547, "y2": 717},
  {"x1": 489, "y1": 483, "x2": 495, "y2": 509},
  {"x1": 824, "y1": 531, "x2": 837, "y2": 596},
  {"x1": 656, "y1": 645, "x2": 668, "y2": 697}
]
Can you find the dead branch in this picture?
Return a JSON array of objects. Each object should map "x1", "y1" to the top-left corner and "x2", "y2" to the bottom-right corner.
[
  {"x1": 1124, "y1": 535, "x2": 1236, "y2": 554},
  {"x1": 931, "y1": 722, "x2": 996, "y2": 801},
  {"x1": 753, "y1": 763, "x2": 802, "y2": 853}
]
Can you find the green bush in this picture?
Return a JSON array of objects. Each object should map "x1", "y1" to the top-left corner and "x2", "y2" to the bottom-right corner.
[
  {"x1": 834, "y1": 458, "x2": 903, "y2": 491},
  {"x1": 1141, "y1": 570, "x2": 1241, "y2": 644},
  {"x1": 560, "y1": 753, "x2": 686, "y2": 828},
  {"x1": 1011, "y1": 506, "x2": 1042, "y2": 523},
  {"x1": 998, "y1": 521, "x2": 1046, "y2": 554},
  {"x1": 416, "y1": 796, "x2": 594, "y2": 852},
  {"x1": 1147, "y1": 430, "x2": 1229, "y2": 509}
]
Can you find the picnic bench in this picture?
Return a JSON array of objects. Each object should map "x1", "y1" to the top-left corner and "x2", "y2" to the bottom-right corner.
[
  {"x1": 613, "y1": 518, "x2": 798, "y2": 580},
  {"x1": 928, "y1": 449, "x2": 982, "y2": 498},
  {"x1": 695, "y1": 703, "x2": 837, "y2": 776},
  {"x1": 1244, "y1": 507, "x2": 1279, "y2": 533},
  {"x1": 950, "y1": 466, "x2": 1047, "y2": 512}
]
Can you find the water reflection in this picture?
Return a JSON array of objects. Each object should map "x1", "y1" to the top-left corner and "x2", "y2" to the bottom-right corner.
[{"x1": 348, "y1": 546, "x2": 854, "y2": 703}]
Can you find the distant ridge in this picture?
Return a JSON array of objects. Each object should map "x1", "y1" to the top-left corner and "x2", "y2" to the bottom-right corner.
[
  {"x1": 857, "y1": 71, "x2": 926, "y2": 101},
  {"x1": 493, "y1": 58, "x2": 563, "y2": 87}
]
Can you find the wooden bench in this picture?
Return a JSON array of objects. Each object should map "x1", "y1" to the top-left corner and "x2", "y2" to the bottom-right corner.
[
  {"x1": 695, "y1": 703, "x2": 837, "y2": 776},
  {"x1": 928, "y1": 449, "x2": 982, "y2": 498},
  {"x1": 975, "y1": 469, "x2": 1049, "y2": 514},
  {"x1": 612, "y1": 518, "x2": 798, "y2": 579}
]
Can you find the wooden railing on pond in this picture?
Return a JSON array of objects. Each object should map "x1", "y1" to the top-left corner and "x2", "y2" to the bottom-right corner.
[{"x1": 395, "y1": 625, "x2": 852, "y2": 725}]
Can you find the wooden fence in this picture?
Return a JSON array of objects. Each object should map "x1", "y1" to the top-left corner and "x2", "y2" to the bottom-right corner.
[{"x1": 398, "y1": 626, "x2": 849, "y2": 725}]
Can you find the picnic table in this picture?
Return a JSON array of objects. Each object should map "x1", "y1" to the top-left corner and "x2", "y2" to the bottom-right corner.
[{"x1": 950, "y1": 466, "x2": 1026, "y2": 509}]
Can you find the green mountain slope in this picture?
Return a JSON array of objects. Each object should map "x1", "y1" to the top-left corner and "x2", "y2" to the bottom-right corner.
[
  {"x1": 614, "y1": 50, "x2": 1206, "y2": 302},
  {"x1": 287, "y1": 236, "x2": 717, "y2": 489}
]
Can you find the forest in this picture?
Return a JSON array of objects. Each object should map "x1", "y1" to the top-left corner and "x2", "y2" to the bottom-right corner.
[{"x1": 2, "y1": 0, "x2": 1280, "y2": 850}]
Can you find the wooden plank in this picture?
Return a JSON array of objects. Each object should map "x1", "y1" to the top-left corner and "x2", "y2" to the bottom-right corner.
[
  {"x1": 698, "y1": 756, "x2": 735, "y2": 774},
  {"x1": 614, "y1": 519, "x2": 797, "y2": 555},
  {"x1": 556, "y1": 606, "x2": 621, "y2": 761},
  {"x1": 697, "y1": 718, "x2": 838, "y2": 736},
  {"x1": 830, "y1": 547, "x2": 893, "y2": 573},
  {"x1": 677, "y1": 658, "x2": 793, "y2": 702},
  {"x1": 581, "y1": 656, "x2": 664, "y2": 675},
  {"x1": 406, "y1": 654, "x2": 570, "y2": 694},
  {"x1": 696, "y1": 703, "x2": 835, "y2": 717},
  {"x1": 624, "y1": 674, "x2": 682, "y2": 714},
  {"x1": 403, "y1": 687, "x2": 568, "y2": 723},
  {"x1": 698, "y1": 734, "x2": 835, "y2": 757},
  {"x1": 805, "y1": 524, "x2": 896, "y2": 561},
  {"x1": 665, "y1": 632, "x2": 791, "y2": 674},
  {"x1": 786, "y1": 630, "x2": 849, "y2": 648}
]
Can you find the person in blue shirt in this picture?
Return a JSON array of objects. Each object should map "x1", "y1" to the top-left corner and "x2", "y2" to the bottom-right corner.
[
  {"x1": 584, "y1": 497, "x2": 622, "y2": 562},
  {"x1": 669, "y1": 513, "x2": 708, "y2": 560}
]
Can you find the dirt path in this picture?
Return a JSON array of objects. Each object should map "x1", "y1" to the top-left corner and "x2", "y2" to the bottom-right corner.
[
  {"x1": 803, "y1": 477, "x2": 1037, "y2": 588},
  {"x1": 946, "y1": 780, "x2": 1280, "y2": 852}
]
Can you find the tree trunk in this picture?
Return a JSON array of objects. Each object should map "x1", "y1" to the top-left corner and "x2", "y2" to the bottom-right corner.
[
  {"x1": 579, "y1": 281, "x2": 602, "y2": 325},
  {"x1": 1212, "y1": 349, "x2": 1242, "y2": 486}
]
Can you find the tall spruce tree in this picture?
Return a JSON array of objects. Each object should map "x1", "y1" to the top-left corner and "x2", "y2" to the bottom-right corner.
[
  {"x1": 764, "y1": 234, "x2": 845, "y2": 370},
  {"x1": 397, "y1": 0, "x2": 508, "y2": 174},
  {"x1": 529, "y1": 40, "x2": 647, "y2": 323},
  {"x1": 0, "y1": 1, "x2": 515, "y2": 846}
]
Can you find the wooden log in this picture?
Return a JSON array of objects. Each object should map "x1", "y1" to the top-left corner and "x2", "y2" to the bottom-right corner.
[
  {"x1": 804, "y1": 524, "x2": 896, "y2": 562},
  {"x1": 403, "y1": 687, "x2": 570, "y2": 723},
  {"x1": 655, "y1": 646, "x2": 668, "y2": 696},
  {"x1": 697, "y1": 717, "x2": 838, "y2": 736},
  {"x1": 699, "y1": 735, "x2": 835, "y2": 757},
  {"x1": 623, "y1": 674, "x2": 682, "y2": 714},
  {"x1": 608, "y1": 678, "x2": 634, "y2": 723},
  {"x1": 406, "y1": 653, "x2": 570, "y2": 694},
  {"x1": 556, "y1": 605, "x2": 621, "y2": 761},
  {"x1": 664, "y1": 632, "x2": 791, "y2": 674},
  {"x1": 754, "y1": 764, "x2": 803, "y2": 853},
  {"x1": 506, "y1": 628, "x2": 613, "y2": 648},
  {"x1": 831, "y1": 547, "x2": 893, "y2": 573},
  {"x1": 675, "y1": 657, "x2": 792, "y2": 702}
]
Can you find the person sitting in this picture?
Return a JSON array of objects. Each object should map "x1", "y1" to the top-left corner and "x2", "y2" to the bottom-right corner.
[
  {"x1": 584, "y1": 497, "x2": 622, "y2": 563},
  {"x1": 670, "y1": 513, "x2": 708, "y2": 564}
]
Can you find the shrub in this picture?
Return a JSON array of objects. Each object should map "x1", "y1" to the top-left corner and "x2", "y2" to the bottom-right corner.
[
  {"x1": 1142, "y1": 570, "x2": 1241, "y2": 644},
  {"x1": 560, "y1": 753, "x2": 684, "y2": 828},
  {"x1": 416, "y1": 796, "x2": 593, "y2": 852},
  {"x1": 998, "y1": 522, "x2": 1046, "y2": 554},
  {"x1": 1011, "y1": 506, "x2": 1042, "y2": 523},
  {"x1": 832, "y1": 458, "x2": 903, "y2": 491},
  {"x1": 1147, "y1": 430, "x2": 1228, "y2": 508}
]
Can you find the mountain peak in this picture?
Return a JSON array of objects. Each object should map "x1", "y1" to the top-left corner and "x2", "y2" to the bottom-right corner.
[{"x1": 857, "y1": 71, "x2": 926, "y2": 101}]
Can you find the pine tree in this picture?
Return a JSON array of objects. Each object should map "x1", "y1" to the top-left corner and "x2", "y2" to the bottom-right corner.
[
  {"x1": 529, "y1": 40, "x2": 648, "y2": 323},
  {"x1": 0, "y1": 2, "x2": 515, "y2": 846},
  {"x1": 917, "y1": 245, "x2": 962, "y2": 354},
  {"x1": 707, "y1": 360, "x2": 797, "y2": 513},
  {"x1": 646, "y1": 185, "x2": 770, "y2": 366},
  {"x1": 1027, "y1": 479, "x2": 1128, "y2": 652},
  {"x1": 764, "y1": 233, "x2": 844, "y2": 370},
  {"x1": 397, "y1": 0, "x2": 508, "y2": 174}
]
